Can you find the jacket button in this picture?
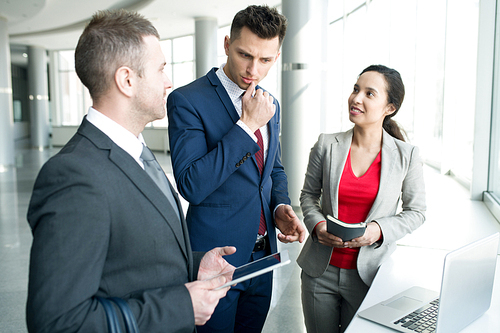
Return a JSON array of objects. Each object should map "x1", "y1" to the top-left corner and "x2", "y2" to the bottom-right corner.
[
  {"x1": 243, "y1": 156, "x2": 247, "y2": 161},
  {"x1": 246, "y1": 152, "x2": 251, "y2": 157}
]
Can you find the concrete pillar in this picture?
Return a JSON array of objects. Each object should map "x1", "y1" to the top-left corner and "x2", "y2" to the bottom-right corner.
[
  {"x1": 0, "y1": 17, "x2": 15, "y2": 169},
  {"x1": 281, "y1": 0, "x2": 329, "y2": 207},
  {"x1": 48, "y1": 50, "x2": 61, "y2": 126},
  {"x1": 195, "y1": 17, "x2": 218, "y2": 78},
  {"x1": 28, "y1": 45, "x2": 50, "y2": 150}
]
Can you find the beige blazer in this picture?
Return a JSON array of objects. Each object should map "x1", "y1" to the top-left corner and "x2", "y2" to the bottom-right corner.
[{"x1": 297, "y1": 128, "x2": 426, "y2": 286}]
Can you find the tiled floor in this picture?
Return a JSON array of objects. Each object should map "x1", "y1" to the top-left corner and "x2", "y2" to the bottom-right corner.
[
  {"x1": 0, "y1": 144, "x2": 59, "y2": 333},
  {"x1": 1, "y1": 142, "x2": 499, "y2": 332}
]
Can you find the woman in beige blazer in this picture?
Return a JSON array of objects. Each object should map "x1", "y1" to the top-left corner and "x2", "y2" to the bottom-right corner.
[{"x1": 297, "y1": 65, "x2": 426, "y2": 333}]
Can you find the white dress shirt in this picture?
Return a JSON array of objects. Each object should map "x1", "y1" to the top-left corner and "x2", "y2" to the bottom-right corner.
[{"x1": 86, "y1": 107, "x2": 147, "y2": 169}]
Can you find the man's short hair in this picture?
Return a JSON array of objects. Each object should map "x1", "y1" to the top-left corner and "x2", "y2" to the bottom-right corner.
[
  {"x1": 230, "y1": 5, "x2": 287, "y2": 47},
  {"x1": 75, "y1": 10, "x2": 159, "y2": 101}
]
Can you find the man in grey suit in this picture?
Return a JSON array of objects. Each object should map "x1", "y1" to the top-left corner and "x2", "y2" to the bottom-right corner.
[{"x1": 26, "y1": 10, "x2": 235, "y2": 333}]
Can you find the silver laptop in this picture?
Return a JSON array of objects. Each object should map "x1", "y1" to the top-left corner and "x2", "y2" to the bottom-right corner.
[{"x1": 358, "y1": 232, "x2": 499, "y2": 333}]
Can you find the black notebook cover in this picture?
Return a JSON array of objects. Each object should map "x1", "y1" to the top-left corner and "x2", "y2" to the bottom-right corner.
[{"x1": 326, "y1": 215, "x2": 367, "y2": 241}]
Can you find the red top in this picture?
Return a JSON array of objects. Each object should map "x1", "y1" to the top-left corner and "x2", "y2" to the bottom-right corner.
[{"x1": 329, "y1": 148, "x2": 381, "y2": 269}]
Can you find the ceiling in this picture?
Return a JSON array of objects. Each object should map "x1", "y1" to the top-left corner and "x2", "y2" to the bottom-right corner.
[{"x1": 2, "y1": 0, "x2": 280, "y2": 65}]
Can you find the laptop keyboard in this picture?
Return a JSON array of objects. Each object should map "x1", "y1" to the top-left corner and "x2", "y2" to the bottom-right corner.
[{"x1": 393, "y1": 298, "x2": 439, "y2": 332}]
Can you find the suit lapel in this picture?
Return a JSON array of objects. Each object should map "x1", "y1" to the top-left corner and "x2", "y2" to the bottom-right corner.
[
  {"x1": 109, "y1": 148, "x2": 189, "y2": 259},
  {"x1": 208, "y1": 69, "x2": 240, "y2": 123},
  {"x1": 328, "y1": 129, "x2": 397, "y2": 222},
  {"x1": 366, "y1": 130, "x2": 397, "y2": 221},
  {"x1": 167, "y1": 178, "x2": 193, "y2": 263},
  {"x1": 208, "y1": 69, "x2": 277, "y2": 178},
  {"x1": 329, "y1": 129, "x2": 353, "y2": 216},
  {"x1": 79, "y1": 119, "x2": 189, "y2": 260}
]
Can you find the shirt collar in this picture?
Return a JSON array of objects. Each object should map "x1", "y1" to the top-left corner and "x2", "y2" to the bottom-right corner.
[
  {"x1": 86, "y1": 107, "x2": 145, "y2": 165},
  {"x1": 216, "y1": 64, "x2": 246, "y2": 105}
]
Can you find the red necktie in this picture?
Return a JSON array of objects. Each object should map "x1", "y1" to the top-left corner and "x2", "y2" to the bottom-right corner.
[{"x1": 255, "y1": 129, "x2": 266, "y2": 235}]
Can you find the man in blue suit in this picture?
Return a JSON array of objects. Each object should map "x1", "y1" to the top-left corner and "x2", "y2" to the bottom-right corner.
[{"x1": 167, "y1": 5, "x2": 306, "y2": 333}]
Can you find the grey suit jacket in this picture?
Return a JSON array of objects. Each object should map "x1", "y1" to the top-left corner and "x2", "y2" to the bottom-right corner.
[
  {"x1": 297, "y1": 129, "x2": 426, "y2": 286},
  {"x1": 26, "y1": 118, "x2": 203, "y2": 333}
]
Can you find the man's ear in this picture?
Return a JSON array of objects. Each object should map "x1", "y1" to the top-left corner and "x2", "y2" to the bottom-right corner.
[
  {"x1": 224, "y1": 35, "x2": 230, "y2": 56},
  {"x1": 115, "y1": 66, "x2": 135, "y2": 97}
]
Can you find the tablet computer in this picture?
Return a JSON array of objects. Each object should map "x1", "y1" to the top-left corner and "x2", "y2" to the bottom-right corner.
[{"x1": 211, "y1": 250, "x2": 290, "y2": 290}]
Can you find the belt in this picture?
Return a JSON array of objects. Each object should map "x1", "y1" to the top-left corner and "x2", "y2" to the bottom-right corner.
[{"x1": 253, "y1": 235, "x2": 267, "y2": 253}]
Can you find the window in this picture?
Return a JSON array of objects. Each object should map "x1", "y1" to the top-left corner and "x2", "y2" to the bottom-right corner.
[
  {"x1": 326, "y1": 0, "x2": 479, "y2": 184},
  {"x1": 57, "y1": 50, "x2": 91, "y2": 126},
  {"x1": 218, "y1": 25, "x2": 230, "y2": 66},
  {"x1": 172, "y1": 36, "x2": 194, "y2": 89},
  {"x1": 487, "y1": 0, "x2": 500, "y2": 206},
  {"x1": 53, "y1": 36, "x2": 196, "y2": 128},
  {"x1": 154, "y1": 36, "x2": 195, "y2": 128},
  {"x1": 11, "y1": 65, "x2": 29, "y2": 123}
]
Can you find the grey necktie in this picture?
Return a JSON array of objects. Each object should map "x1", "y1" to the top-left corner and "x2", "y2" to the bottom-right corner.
[{"x1": 141, "y1": 145, "x2": 181, "y2": 221}]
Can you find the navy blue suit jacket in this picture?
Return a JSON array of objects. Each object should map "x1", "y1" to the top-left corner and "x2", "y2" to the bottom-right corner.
[{"x1": 167, "y1": 68, "x2": 291, "y2": 267}]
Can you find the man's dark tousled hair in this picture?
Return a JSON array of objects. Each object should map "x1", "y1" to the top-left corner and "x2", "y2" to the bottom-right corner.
[
  {"x1": 230, "y1": 5, "x2": 287, "y2": 47},
  {"x1": 75, "y1": 9, "x2": 159, "y2": 101}
]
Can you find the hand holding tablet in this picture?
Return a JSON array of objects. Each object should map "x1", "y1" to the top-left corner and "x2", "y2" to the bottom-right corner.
[{"x1": 208, "y1": 250, "x2": 291, "y2": 290}]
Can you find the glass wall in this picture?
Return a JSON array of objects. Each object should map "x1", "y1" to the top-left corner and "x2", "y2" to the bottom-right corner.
[
  {"x1": 49, "y1": 0, "x2": 479, "y2": 188},
  {"x1": 327, "y1": 0, "x2": 479, "y2": 184},
  {"x1": 487, "y1": 0, "x2": 500, "y2": 205},
  {"x1": 51, "y1": 26, "x2": 282, "y2": 129}
]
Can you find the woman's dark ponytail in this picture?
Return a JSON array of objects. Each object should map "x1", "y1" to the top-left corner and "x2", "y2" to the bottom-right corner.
[{"x1": 383, "y1": 118, "x2": 405, "y2": 142}]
